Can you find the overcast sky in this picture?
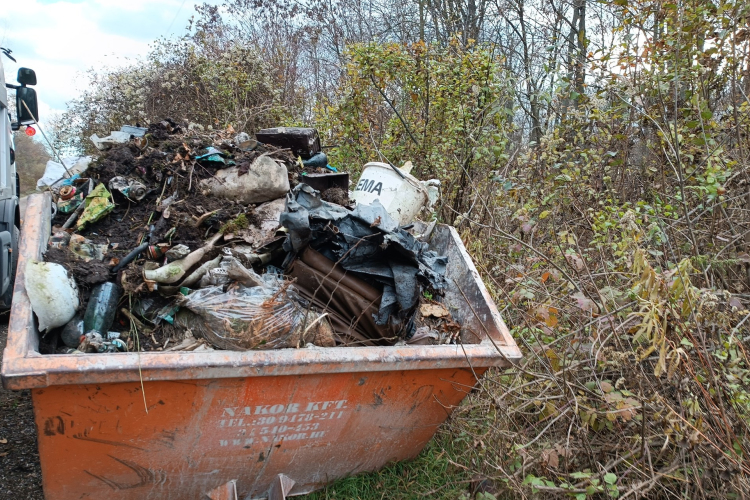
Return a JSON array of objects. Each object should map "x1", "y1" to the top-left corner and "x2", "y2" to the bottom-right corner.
[{"x1": 0, "y1": 0, "x2": 222, "y2": 128}]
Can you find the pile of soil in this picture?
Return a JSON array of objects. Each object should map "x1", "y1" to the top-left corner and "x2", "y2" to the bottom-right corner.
[
  {"x1": 42, "y1": 121, "x2": 342, "y2": 353},
  {"x1": 321, "y1": 186, "x2": 349, "y2": 205},
  {"x1": 37, "y1": 121, "x2": 449, "y2": 355}
]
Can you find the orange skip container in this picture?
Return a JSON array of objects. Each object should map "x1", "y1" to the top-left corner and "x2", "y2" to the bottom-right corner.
[{"x1": 2, "y1": 193, "x2": 521, "y2": 499}]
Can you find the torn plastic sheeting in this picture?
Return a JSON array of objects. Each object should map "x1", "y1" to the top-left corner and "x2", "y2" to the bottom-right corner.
[
  {"x1": 120, "y1": 125, "x2": 147, "y2": 137},
  {"x1": 134, "y1": 297, "x2": 181, "y2": 326},
  {"x1": 175, "y1": 276, "x2": 335, "y2": 350},
  {"x1": 90, "y1": 131, "x2": 130, "y2": 150},
  {"x1": 89, "y1": 126, "x2": 147, "y2": 151},
  {"x1": 280, "y1": 184, "x2": 348, "y2": 253},
  {"x1": 76, "y1": 183, "x2": 115, "y2": 230},
  {"x1": 36, "y1": 157, "x2": 92, "y2": 189},
  {"x1": 280, "y1": 183, "x2": 448, "y2": 328},
  {"x1": 196, "y1": 147, "x2": 236, "y2": 166}
]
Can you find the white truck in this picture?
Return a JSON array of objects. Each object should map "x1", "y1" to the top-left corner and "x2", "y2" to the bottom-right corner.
[{"x1": 1, "y1": 48, "x2": 39, "y2": 308}]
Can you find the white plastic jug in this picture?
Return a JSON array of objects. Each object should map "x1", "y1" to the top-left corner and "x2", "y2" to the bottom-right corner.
[{"x1": 351, "y1": 162, "x2": 437, "y2": 226}]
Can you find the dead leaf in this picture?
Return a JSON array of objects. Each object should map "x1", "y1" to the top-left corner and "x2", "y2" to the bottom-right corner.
[
  {"x1": 0, "y1": 438, "x2": 6, "y2": 444},
  {"x1": 555, "y1": 444, "x2": 572, "y2": 458},
  {"x1": 542, "y1": 448, "x2": 559, "y2": 468},
  {"x1": 572, "y1": 291, "x2": 598, "y2": 313},
  {"x1": 545, "y1": 348, "x2": 561, "y2": 372},
  {"x1": 534, "y1": 305, "x2": 559, "y2": 328},
  {"x1": 541, "y1": 271, "x2": 551, "y2": 283},
  {"x1": 542, "y1": 401, "x2": 558, "y2": 418},
  {"x1": 728, "y1": 296, "x2": 743, "y2": 310},
  {"x1": 420, "y1": 303, "x2": 450, "y2": 318},
  {"x1": 737, "y1": 253, "x2": 750, "y2": 264},
  {"x1": 600, "y1": 381, "x2": 614, "y2": 393},
  {"x1": 544, "y1": 306, "x2": 559, "y2": 326},
  {"x1": 565, "y1": 253, "x2": 585, "y2": 271},
  {"x1": 0, "y1": 452, "x2": 7, "y2": 458}
]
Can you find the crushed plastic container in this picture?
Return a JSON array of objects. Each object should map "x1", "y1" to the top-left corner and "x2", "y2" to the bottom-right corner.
[{"x1": 1, "y1": 193, "x2": 521, "y2": 500}]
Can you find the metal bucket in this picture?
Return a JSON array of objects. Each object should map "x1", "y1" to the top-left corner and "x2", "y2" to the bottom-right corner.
[{"x1": 2, "y1": 193, "x2": 521, "y2": 499}]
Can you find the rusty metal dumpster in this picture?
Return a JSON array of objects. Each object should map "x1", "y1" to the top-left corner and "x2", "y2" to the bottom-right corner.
[{"x1": 2, "y1": 193, "x2": 521, "y2": 500}]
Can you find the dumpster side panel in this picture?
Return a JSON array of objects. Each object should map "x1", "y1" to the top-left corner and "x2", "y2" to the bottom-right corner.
[{"x1": 33, "y1": 367, "x2": 483, "y2": 499}]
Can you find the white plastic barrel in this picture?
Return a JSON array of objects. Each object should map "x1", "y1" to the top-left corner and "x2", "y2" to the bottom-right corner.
[{"x1": 351, "y1": 162, "x2": 430, "y2": 226}]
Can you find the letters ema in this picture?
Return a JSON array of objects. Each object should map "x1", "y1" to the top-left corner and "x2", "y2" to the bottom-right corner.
[{"x1": 355, "y1": 178, "x2": 383, "y2": 196}]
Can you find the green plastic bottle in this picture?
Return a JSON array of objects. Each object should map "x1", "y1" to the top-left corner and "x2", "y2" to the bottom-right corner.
[{"x1": 83, "y1": 282, "x2": 122, "y2": 335}]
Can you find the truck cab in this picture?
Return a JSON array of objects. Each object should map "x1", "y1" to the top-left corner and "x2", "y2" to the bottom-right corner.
[{"x1": 1, "y1": 49, "x2": 39, "y2": 309}]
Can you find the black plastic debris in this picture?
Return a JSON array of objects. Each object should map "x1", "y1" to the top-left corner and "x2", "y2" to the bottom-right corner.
[
  {"x1": 256, "y1": 127, "x2": 322, "y2": 159},
  {"x1": 302, "y1": 172, "x2": 349, "y2": 193},
  {"x1": 280, "y1": 184, "x2": 448, "y2": 337}
]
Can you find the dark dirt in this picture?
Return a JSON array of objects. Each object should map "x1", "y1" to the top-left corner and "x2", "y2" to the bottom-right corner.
[
  {"x1": 321, "y1": 186, "x2": 349, "y2": 205},
  {"x1": 45, "y1": 247, "x2": 110, "y2": 288},
  {"x1": 0, "y1": 316, "x2": 45, "y2": 500}
]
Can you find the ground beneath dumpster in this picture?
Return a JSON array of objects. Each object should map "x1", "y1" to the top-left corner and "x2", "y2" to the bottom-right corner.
[{"x1": 0, "y1": 315, "x2": 45, "y2": 500}]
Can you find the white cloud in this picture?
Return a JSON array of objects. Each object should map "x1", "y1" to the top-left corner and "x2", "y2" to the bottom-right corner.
[{"x1": 0, "y1": 0, "x2": 221, "y2": 132}]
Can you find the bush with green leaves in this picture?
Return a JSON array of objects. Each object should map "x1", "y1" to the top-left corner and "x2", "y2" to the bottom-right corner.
[{"x1": 316, "y1": 40, "x2": 515, "y2": 222}]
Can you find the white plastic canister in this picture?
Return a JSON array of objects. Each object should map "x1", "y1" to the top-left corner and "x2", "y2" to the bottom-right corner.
[{"x1": 351, "y1": 162, "x2": 431, "y2": 226}]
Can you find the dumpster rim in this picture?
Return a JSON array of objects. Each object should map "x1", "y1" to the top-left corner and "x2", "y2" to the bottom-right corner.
[{"x1": 2, "y1": 193, "x2": 521, "y2": 390}]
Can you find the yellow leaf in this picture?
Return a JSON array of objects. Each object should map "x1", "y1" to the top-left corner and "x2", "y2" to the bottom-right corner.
[
  {"x1": 542, "y1": 401, "x2": 558, "y2": 419},
  {"x1": 545, "y1": 349, "x2": 561, "y2": 371}
]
